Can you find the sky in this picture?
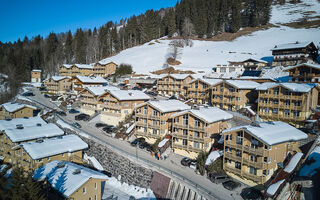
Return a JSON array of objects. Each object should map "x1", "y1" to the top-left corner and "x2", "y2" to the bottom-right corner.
[{"x1": 0, "y1": 0, "x2": 177, "y2": 43}]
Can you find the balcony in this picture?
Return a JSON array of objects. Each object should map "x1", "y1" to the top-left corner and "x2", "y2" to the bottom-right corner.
[
  {"x1": 224, "y1": 165, "x2": 241, "y2": 176},
  {"x1": 224, "y1": 152, "x2": 242, "y2": 162},
  {"x1": 172, "y1": 133, "x2": 188, "y2": 139},
  {"x1": 243, "y1": 146, "x2": 264, "y2": 156},
  {"x1": 242, "y1": 158, "x2": 264, "y2": 169},
  {"x1": 189, "y1": 135, "x2": 205, "y2": 143},
  {"x1": 242, "y1": 171, "x2": 263, "y2": 183},
  {"x1": 173, "y1": 123, "x2": 205, "y2": 132},
  {"x1": 80, "y1": 99, "x2": 97, "y2": 105},
  {"x1": 135, "y1": 122, "x2": 148, "y2": 127},
  {"x1": 135, "y1": 113, "x2": 148, "y2": 118},
  {"x1": 225, "y1": 141, "x2": 243, "y2": 150},
  {"x1": 100, "y1": 104, "x2": 121, "y2": 110},
  {"x1": 172, "y1": 143, "x2": 203, "y2": 153},
  {"x1": 148, "y1": 124, "x2": 160, "y2": 129}
]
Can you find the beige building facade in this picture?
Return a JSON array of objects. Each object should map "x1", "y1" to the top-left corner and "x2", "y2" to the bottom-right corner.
[
  {"x1": 157, "y1": 74, "x2": 194, "y2": 97},
  {"x1": 31, "y1": 69, "x2": 42, "y2": 83},
  {"x1": 0, "y1": 103, "x2": 36, "y2": 120},
  {"x1": 43, "y1": 76, "x2": 71, "y2": 95}
]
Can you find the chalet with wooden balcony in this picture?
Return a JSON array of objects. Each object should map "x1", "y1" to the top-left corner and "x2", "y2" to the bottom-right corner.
[
  {"x1": 134, "y1": 100, "x2": 190, "y2": 144},
  {"x1": 70, "y1": 75, "x2": 108, "y2": 94},
  {"x1": 230, "y1": 58, "x2": 268, "y2": 71},
  {"x1": 93, "y1": 61, "x2": 117, "y2": 77},
  {"x1": 211, "y1": 80, "x2": 260, "y2": 111},
  {"x1": 18, "y1": 134, "x2": 88, "y2": 171},
  {"x1": 186, "y1": 78, "x2": 222, "y2": 105},
  {"x1": 170, "y1": 106, "x2": 233, "y2": 159},
  {"x1": 271, "y1": 41, "x2": 318, "y2": 67},
  {"x1": 78, "y1": 86, "x2": 119, "y2": 116},
  {"x1": 284, "y1": 63, "x2": 320, "y2": 83},
  {"x1": 0, "y1": 102, "x2": 37, "y2": 120},
  {"x1": 43, "y1": 76, "x2": 71, "y2": 95},
  {"x1": 157, "y1": 74, "x2": 195, "y2": 97},
  {"x1": 256, "y1": 82, "x2": 319, "y2": 127},
  {"x1": 222, "y1": 121, "x2": 307, "y2": 186},
  {"x1": 59, "y1": 64, "x2": 95, "y2": 77},
  {"x1": 97, "y1": 90, "x2": 150, "y2": 126}
]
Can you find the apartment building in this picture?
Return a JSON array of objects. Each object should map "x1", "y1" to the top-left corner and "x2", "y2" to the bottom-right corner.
[
  {"x1": 70, "y1": 75, "x2": 108, "y2": 94},
  {"x1": 98, "y1": 90, "x2": 150, "y2": 126},
  {"x1": 256, "y1": 82, "x2": 319, "y2": 127},
  {"x1": 271, "y1": 41, "x2": 318, "y2": 66},
  {"x1": 78, "y1": 86, "x2": 119, "y2": 116},
  {"x1": 31, "y1": 69, "x2": 41, "y2": 83},
  {"x1": 229, "y1": 58, "x2": 268, "y2": 71},
  {"x1": 157, "y1": 74, "x2": 195, "y2": 97},
  {"x1": 187, "y1": 78, "x2": 222, "y2": 104},
  {"x1": 211, "y1": 80, "x2": 260, "y2": 111},
  {"x1": 135, "y1": 100, "x2": 190, "y2": 143},
  {"x1": 0, "y1": 102, "x2": 36, "y2": 120},
  {"x1": 222, "y1": 121, "x2": 307, "y2": 186},
  {"x1": 284, "y1": 63, "x2": 320, "y2": 83},
  {"x1": 18, "y1": 134, "x2": 88, "y2": 171},
  {"x1": 33, "y1": 161, "x2": 108, "y2": 200},
  {"x1": 213, "y1": 64, "x2": 244, "y2": 74},
  {"x1": 43, "y1": 76, "x2": 71, "y2": 95},
  {"x1": 171, "y1": 106, "x2": 233, "y2": 158},
  {"x1": 59, "y1": 62, "x2": 117, "y2": 77},
  {"x1": 0, "y1": 116, "x2": 64, "y2": 165}
]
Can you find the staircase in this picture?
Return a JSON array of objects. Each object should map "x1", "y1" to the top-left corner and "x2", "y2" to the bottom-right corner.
[{"x1": 166, "y1": 180, "x2": 208, "y2": 200}]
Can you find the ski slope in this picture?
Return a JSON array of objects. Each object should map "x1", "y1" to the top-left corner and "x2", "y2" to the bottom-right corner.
[{"x1": 99, "y1": 0, "x2": 320, "y2": 75}]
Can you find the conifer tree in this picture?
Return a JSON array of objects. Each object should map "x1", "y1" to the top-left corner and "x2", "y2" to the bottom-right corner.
[{"x1": 64, "y1": 30, "x2": 73, "y2": 63}]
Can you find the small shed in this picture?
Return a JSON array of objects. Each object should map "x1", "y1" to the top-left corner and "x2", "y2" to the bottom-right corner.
[{"x1": 158, "y1": 138, "x2": 170, "y2": 154}]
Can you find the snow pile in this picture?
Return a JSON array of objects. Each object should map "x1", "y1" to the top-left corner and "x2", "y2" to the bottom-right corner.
[
  {"x1": 103, "y1": 176, "x2": 155, "y2": 199},
  {"x1": 284, "y1": 152, "x2": 303, "y2": 173},
  {"x1": 266, "y1": 179, "x2": 285, "y2": 196},
  {"x1": 205, "y1": 151, "x2": 222, "y2": 166},
  {"x1": 299, "y1": 146, "x2": 320, "y2": 177}
]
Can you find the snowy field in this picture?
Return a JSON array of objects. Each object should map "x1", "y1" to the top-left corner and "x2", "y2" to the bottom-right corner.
[{"x1": 99, "y1": 0, "x2": 320, "y2": 75}]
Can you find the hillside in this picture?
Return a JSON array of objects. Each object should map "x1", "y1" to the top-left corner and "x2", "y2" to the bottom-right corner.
[{"x1": 100, "y1": 0, "x2": 320, "y2": 75}]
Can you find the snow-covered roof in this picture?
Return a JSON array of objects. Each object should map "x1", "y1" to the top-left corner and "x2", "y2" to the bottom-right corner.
[
  {"x1": 189, "y1": 78, "x2": 222, "y2": 86},
  {"x1": 171, "y1": 106, "x2": 233, "y2": 124},
  {"x1": 256, "y1": 82, "x2": 315, "y2": 92},
  {"x1": 62, "y1": 64, "x2": 94, "y2": 69},
  {"x1": 85, "y1": 86, "x2": 119, "y2": 96},
  {"x1": 32, "y1": 69, "x2": 42, "y2": 72},
  {"x1": 0, "y1": 116, "x2": 44, "y2": 131},
  {"x1": 222, "y1": 121, "x2": 308, "y2": 146},
  {"x1": 244, "y1": 106, "x2": 256, "y2": 116},
  {"x1": 158, "y1": 138, "x2": 169, "y2": 148},
  {"x1": 33, "y1": 161, "x2": 108, "y2": 198},
  {"x1": 146, "y1": 100, "x2": 191, "y2": 113},
  {"x1": 271, "y1": 41, "x2": 312, "y2": 51},
  {"x1": 4, "y1": 123, "x2": 64, "y2": 143},
  {"x1": 21, "y1": 134, "x2": 88, "y2": 160},
  {"x1": 284, "y1": 63, "x2": 320, "y2": 71},
  {"x1": 126, "y1": 123, "x2": 135, "y2": 134},
  {"x1": 50, "y1": 76, "x2": 70, "y2": 82},
  {"x1": 284, "y1": 152, "x2": 303, "y2": 173},
  {"x1": 1, "y1": 102, "x2": 36, "y2": 113},
  {"x1": 76, "y1": 75, "x2": 107, "y2": 84},
  {"x1": 108, "y1": 90, "x2": 150, "y2": 101},
  {"x1": 162, "y1": 74, "x2": 192, "y2": 80},
  {"x1": 225, "y1": 80, "x2": 260, "y2": 89},
  {"x1": 266, "y1": 179, "x2": 285, "y2": 196},
  {"x1": 242, "y1": 58, "x2": 268, "y2": 64},
  {"x1": 205, "y1": 150, "x2": 222, "y2": 165}
]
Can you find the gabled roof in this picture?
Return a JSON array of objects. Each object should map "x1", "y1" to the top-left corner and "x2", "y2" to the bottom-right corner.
[
  {"x1": 256, "y1": 82, "x2": 315, "y2": 93},
  {"x1": 33, "y1": 161, "x2": 108, "y2": 198},
  {"x1": 0, "y1": 116, "x2": 44, "y2": 131},
  {"x1": 225, "y1": 80, "x2": 260, "y2": 89},
  {"x1": 161, "y1": 74, "x2": 193, "y2": 80},
  {"x1": 47, "y1": 76, "x2": 70, "y2": 82},
  {"x1": 271, "y1": 41, "x2": 314, "y2": 51},
  {"x1": 284, "y1": 63, "x2": 320, "y2": 71},
  {"x1": 61, "y1": 64, "x2": 94, "y2": 69},
  {"x1": 222, "y1": 121, "x2": 307, "y2": 146},
  {"x1": 1, "y1": 102, "x2": 36, "y2": 113},
  {"x1": 75, "y1": 75, "x2": 107, "y2": 84},
  {"x1": 82, "y1": 86, "x2": 119, "y2": 96},
  {"x1": 138, "y1": 100, "x2": 190, "y2": 113},
  {"x1": 108, "y1": 90, "x2": 150, "y2": 101},
  {"x1": 171, "y1": 106, "x2": 233, "y2": 124},
  {"x1": 21, "y1": 134, "x2": 88, "y2": 160},
  {"x1": 242, "y1": 58, "x2": 268, "y2": 64},
  {"x1": 188, "y1": 78, "x2": 223, "y2": 86},
  {"x1": 4, "y1": 123, "x2": 64, "y2": 143}
]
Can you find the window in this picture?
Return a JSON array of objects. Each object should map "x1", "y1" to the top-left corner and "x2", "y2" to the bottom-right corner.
[
  {"x1": 195, "y1": 82, "x2": 198, "y2": 89},
  {"x1": 236, "y1": 97, "x2": 241, "y2": 102},
  {"x1": 183, "y1": 114, "x2": 188, "y2": 125},
  {"x1": 249, "y1": 167, "x2": 257, "y2": 175},
  {"x1": 251, "y1": 138, "x2": 259, "y2": 149},
  {"x1": 272, "y1": 108, "x2": 278, "y2": 114},
  {"x1": 194, "y1": 131, "x2": 200, "y2": 138},
  {"x1": 183, "y1": 129, "x2": 188, "y2": 135},
  {"x1": 182, "y1": 139, "x2": 187, "y2": 146},
  {"x1": 250, "y1": 155, "x2": 257, "y2": 162},
  {"x1": 225, "y1": 135, "x2": 229, "y2": 141},
  {"x1": 235, "y1": 162, "x2": 241, "y2": 170},
  {"x1": 230, "y1": 134, "x2": 232, "y2": 141},
  {"x1": 236, "y1": 131, "x2": 243, "y2": 145},
  {"x1": 153, "y1": 120, "x2": 157, "y2": 125},
  {"x1": 285, "y1": 100, "x2": 290, "y2": 106},
  {"x1": 153, "y1": 129, "x2": 157, "y2": 135},
  {"x1": 236, "y1": 150, "x2": 242, "y2": 157},
  {"x1": 89, "y1": 198, "x2": 92, "y2": 200},
  {"x1": 273, "y1": 89, "x2": 279, "y2": 95},
  {"x1": 194, "y1": 142, "x2": 199, "y2": 148},
  {"x1": 284, "y1": 110, "x2": 290, "y2": 116},
  {"x1": 273, "y1": 100, "x2": 278, "y2": 105},
  {"x1": 194, "y1": 118, "x2": 200, "y2": 127},
  {"x1": 83, "y1": 187, "x2": 86, "y2": 194},
  {"x1": 144, "y1": 106, "x2": 148, "y2": 114},
  {"x1": 294, "y1": 101, "x2": 301, "y2": 107},
  {"x1": 263, "y1": 170, "x2": 267, "y2": 176},
  {"x1": 95, "y1": 195, "x2": 97, "y2": 200},
  {"x1": 160, "y1": 121, "x2": 165, "y2": 125},
  {"x1": 293, "y1": 111, "x2": 300, "y2": 117},
  {"x1": 153, "y1": 110, "x2": 158, "y2": 116},
  {"x1": 175, "y1": 117, "x2": 179, "y2": 123},
  {"x1": 264, "y1": 157, "x2": 267, "y2": 163}
]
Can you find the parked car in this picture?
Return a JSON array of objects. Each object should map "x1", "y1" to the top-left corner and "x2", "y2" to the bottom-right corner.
[
  {"x1": 75, "y1": 113, "x2": 90, "y2": 121},
  {"x1": 69, "y1": 109, "x2": 80, "y2": 114},
  {"x1": 222, "y1": 180, "x2": 240, "y2": 191},
  {"x1": 102, "y1": 125, "x2": 115, "y2": 133},
  {"x1": 298, "y1": 128, "x2": 317, "y2": 135},
  {"x1": 189, "y1": 161, "x2": 197, "y2": 170},
  {"x1": 139, "y1": 141, "x2": 150, "y2": 149},
  {"x1": 95, "y1": 123, "x2": 108, "y2": 128},
  {"x1": 181, "y1": 157, "x2": 192, "y2": 166},
  {"x1": 44, "y1": 94, "x2": 50, "y2": 98},
  {"x1": 208, "y1": 173, "x2": 230, "y2": 184},
  {"x1": 130, "y1": 138, "x2": 146, "y2": 147},
  {"x1": 23, "y1": 91, "x2": 35, "y2": 96},
  {"x1": 71, "y1": 122, "x2": 81, "y2": 129},
  {"x1": 146, "y1": 91, "x2": 157, "y2": 96},
  {"x1": 56, "y1": 111, "x2": 67, "y2": 116},
  {"x1": 241, "y1": 187, "x2": 263, "y2": 200}
]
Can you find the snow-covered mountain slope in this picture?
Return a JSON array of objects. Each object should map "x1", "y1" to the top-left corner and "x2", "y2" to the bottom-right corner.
[{"x1": 99, "y1": 0, "x2": 320, "y2": 75}]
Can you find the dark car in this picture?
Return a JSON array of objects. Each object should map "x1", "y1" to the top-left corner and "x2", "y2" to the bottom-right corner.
[
  {"x1": 69, "y1": 109, "x2": 80, "y2": 114},
  {"x1": 44, "y1": 94, "x2": 50, "y2": 98},
  {"x1": 95, "y1": 123, "x2": 108, "y2": 128},
  {"x1": 71, "y1": 122, "x2": 81, "y2": 128},
  {"x1": 181, "y1": 157, "x2": 192, "y2": 166},
  {"x1": 139, "y1": 141, "x2": 150, "y2": 149},
  {"x1": 222, "y1": 180, "x2": 240, "y2": 191},
  {"x1": 75, "y1": 113, "x2": 90, "y2": 121},
  {"x1": 208, "y1": 173, "x2": 230, "y2": 184},
  {"x1": 298, "y1": 128, "x2": 317, "y2": 135},
  {"x1": 130, "y1": 138, "x2": 146, "y2": 147},
  {"x1": 241, "y1": 187, "x2": 263, "y2": 200},
  {"x1": 146, "y1": 91, "x2": 157, "y2": 96},
  {"x1": 102, "y1": 125, "x2": 115, "y2": 133},
  {"x1": 56, "y1": 111, "x2": 67, "y2": 116},
  {"x1": 23, "y1": 91, "x2": 35, "y2": 96}
]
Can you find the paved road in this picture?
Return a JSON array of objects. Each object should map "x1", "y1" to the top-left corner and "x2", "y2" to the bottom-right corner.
[{"x1": 27, "y1": 88, "x2": 244, "y2": 200}]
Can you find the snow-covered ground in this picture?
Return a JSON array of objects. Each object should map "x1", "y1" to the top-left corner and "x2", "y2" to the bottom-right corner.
[
  {"x1": 99, "y1": 0, "x2": 320, "y2": 75},
  {"x1": 299, "y1": 146, "x2": 320, "y2": 177}
]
